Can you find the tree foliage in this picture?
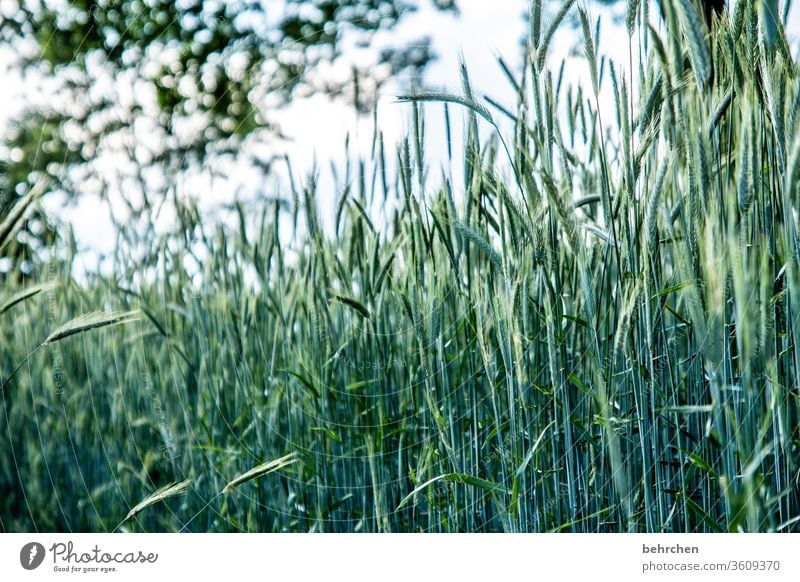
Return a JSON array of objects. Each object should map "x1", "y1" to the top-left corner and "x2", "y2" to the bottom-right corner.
[{"x1": 0, "y1": 0, "x2": 458, "y2": 258}]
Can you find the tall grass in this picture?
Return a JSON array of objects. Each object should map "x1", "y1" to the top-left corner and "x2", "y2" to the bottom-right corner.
[{"x1": 1, "y1": 0, "x2": 799, "y2": 532}]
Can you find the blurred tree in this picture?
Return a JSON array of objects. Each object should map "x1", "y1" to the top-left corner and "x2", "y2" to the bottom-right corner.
[{"x1": 0, "y1": 0, "x2": 458, "y2": 267}]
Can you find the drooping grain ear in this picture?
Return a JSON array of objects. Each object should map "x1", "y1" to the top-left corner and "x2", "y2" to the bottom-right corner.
[
  {"x1": 0, "y1": 179, "x2": 48, "y2": 255},
  {"x1": 44, "y1": 310, "x2": 141, "y2": 344},
  {"x1": 0, "y1": 282, "x2": 57, "y2": 316},
  {"x1": 222, "y1": 452, "x2": 299, "y2": 493},
  {"x1": 123, "y1": 480, "x2": 191, "y2": 523}
]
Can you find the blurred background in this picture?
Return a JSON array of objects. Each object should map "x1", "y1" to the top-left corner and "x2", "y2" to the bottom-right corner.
[{"x1": 0, "y1": 1, "x2": 798, "y2": 276}]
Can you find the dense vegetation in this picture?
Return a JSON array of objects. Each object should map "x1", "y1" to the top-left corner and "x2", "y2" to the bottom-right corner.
[{"x1": 1, "y1": 0, "x2": 799, "y2": 532}]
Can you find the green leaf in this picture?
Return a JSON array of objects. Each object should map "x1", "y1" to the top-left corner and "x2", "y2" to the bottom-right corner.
[
  {"x1": 679, "y1": 448, "x2": 718, "y2": 479},
  {"x1": 682, "y1": 493, "x2": 724, "y2": 532},
  {"x1": 397, "y1": 473, "x2": 508, "y2": 510}
]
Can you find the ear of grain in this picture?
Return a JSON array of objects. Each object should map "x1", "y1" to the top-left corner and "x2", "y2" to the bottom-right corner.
[
  {"x1": 578, "y1": 6, "x2": 599, "y2": 96},
  {"x1": 453, "y1": 220, "x2": 503, "y2": 271},
  {"x1": 536, "y1": 0, "x2": 577, "y2": 68},
  {"x1": 647, "y1": 154, "x2": 671, "y2": 251},
  {"x1": 44, "y1": 310, "x2": 141, "y2": 344},
  {"x1": 708, "y1": 89, "x2": 733, "y2": 135},
  {"x1": 222, "y1": 452, "x2": 299, "y2": 493},
  {"x1": 397, "y1": 92, "x2": 494, "y2": 127},
  {"x1": 675, "y1": 0, "x2": 711, "y2": 89},
  {"x1": 0, "y1": 180, "x2": 47, "y2": 252},
  {"x1": 638, "y1": 73, "x2": 664, "y2": 136},
  {"x1": 124, "y1": 480, "x2": 190, "y2": 522},
  {"x1": 738, "y1": 124, "x2": 754, "y2": 211},
  {"x1": 330, "y1": 292, "x2": 371, "y2": 319},
  {"x1": 626, "y1": 0, "x2": 641, "y2": 36},
  {"x1": 0, "y1": 282, "x2": 56, "y2": 315},
  {"x1": 530, "y1": 0, "x2": 543, "y2": 47}
]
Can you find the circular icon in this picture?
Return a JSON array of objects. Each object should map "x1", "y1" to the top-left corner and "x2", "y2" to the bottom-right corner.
[{"x1": 20, "y1": 542, "x2": 46, "y2": 570}]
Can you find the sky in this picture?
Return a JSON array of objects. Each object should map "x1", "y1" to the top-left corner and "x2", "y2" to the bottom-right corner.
[{"x1": 1, "y1": 0, "x2": 799, "y2": 272}]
